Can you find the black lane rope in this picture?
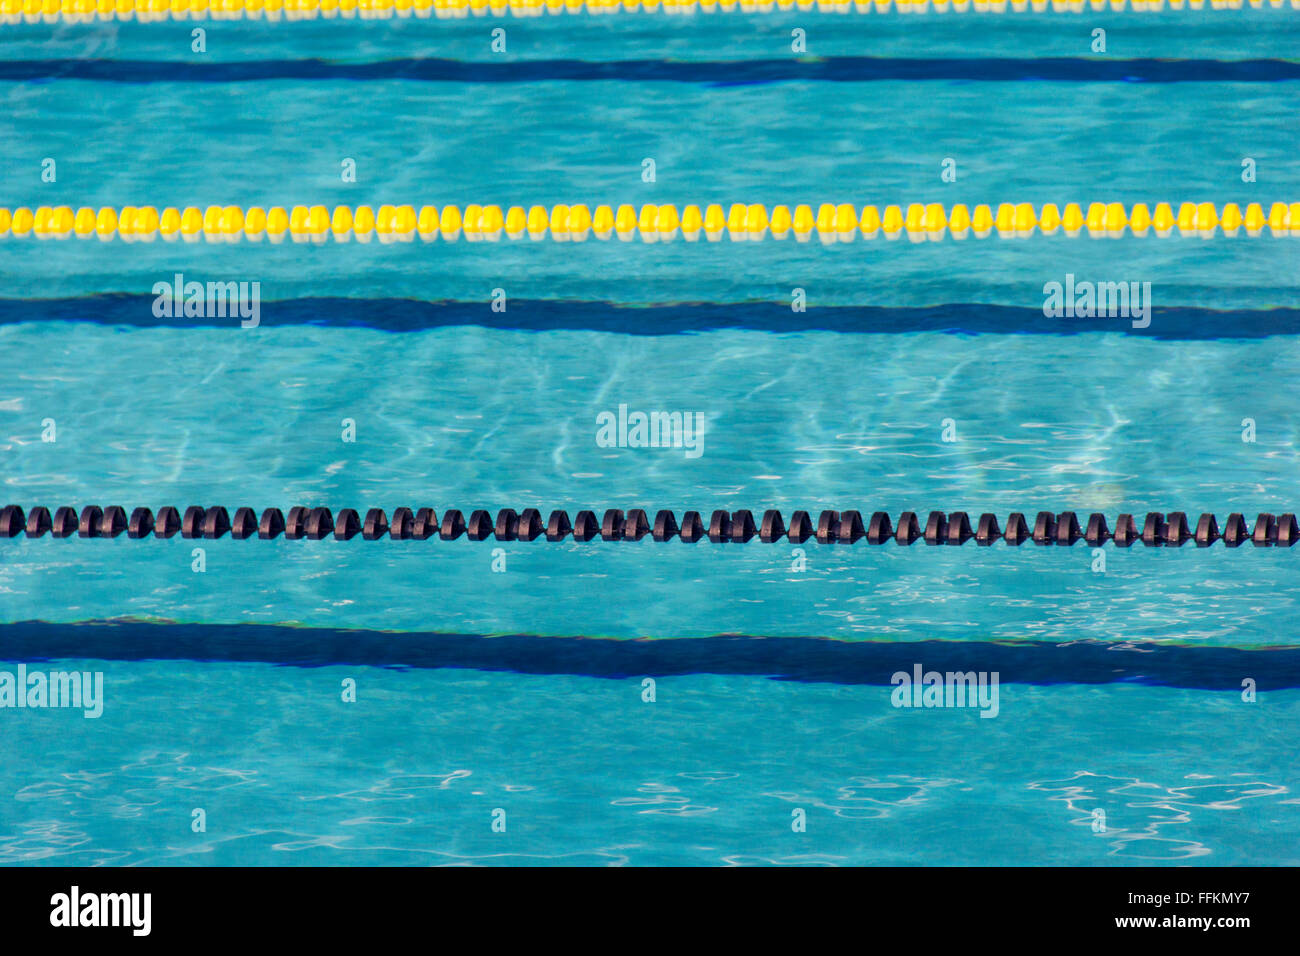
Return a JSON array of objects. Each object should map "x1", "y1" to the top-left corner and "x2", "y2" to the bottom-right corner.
[{"x1": 1, "y1": 505, "x2": 1296, "y2": 548}]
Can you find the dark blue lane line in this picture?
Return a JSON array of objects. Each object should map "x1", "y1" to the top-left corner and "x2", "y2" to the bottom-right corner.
[
  {"x1": 1, "y1": 621, "x2": 1296, "y2": 689},
  {"x1": 3, "y1": 296, "x2": 1299, "y2": 339},
  {"x1": 0, "y1": 56, "x2": 1297, "y2": 84}
]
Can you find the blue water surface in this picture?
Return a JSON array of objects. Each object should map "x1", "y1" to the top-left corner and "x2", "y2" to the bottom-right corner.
[{"x1": 1, "y1": 10, "x2": 1298, "y2": 865}]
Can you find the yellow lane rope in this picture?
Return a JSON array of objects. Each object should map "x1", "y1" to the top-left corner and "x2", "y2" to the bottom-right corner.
[
  {"x1": 2, "y1": 0, "x2": 1297, "y2": 22},
  {"x1": 2, "y1": 201, "x2": 1296, "y2": 242}
]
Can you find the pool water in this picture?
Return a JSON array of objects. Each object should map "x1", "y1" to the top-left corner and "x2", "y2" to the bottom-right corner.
[{"x1": 1, "y1": 11, "x2": 1299, "y2": 865}]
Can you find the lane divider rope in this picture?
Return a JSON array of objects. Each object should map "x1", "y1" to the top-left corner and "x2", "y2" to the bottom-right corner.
[
  {"x1": 2, "y1": 201, "x2": 1297, "y2": 244},
  {"x1": 2, "y1": 505, "x2": 1296, "y2": 547},
  {"x1": 4, "y1": 0, "x2": 1295, "y2": 24}
]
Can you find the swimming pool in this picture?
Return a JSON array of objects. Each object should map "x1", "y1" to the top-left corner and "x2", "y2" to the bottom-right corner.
[{"x1": 1, "y1": 10, "x2": 1298, "y2": 866}]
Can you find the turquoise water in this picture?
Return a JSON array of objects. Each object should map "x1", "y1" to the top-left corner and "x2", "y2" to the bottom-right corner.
[
  {"x1": 2, "y1": 13, "x2": 1299, "y2": 865},
  {"x1": 5, "y1": 664, "x2": 1298, "y2": 865}
]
